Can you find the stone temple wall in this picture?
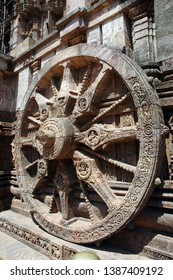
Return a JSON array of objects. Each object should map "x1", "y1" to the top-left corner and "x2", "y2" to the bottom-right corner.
[{"x1": 0, "y1": 0, "x2": 173, "y2": 259}]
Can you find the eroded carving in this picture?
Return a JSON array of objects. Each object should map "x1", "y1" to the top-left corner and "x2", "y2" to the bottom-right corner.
[{"x1": 0, "y1": 218, "x2": 77, "y2": 259}]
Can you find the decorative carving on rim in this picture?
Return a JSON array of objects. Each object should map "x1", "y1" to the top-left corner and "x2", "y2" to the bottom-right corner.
[{"x1": 12, "y1": 44, "x2": 164, "y2": 244}]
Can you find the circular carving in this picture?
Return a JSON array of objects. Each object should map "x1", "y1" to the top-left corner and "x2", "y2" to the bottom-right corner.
[
  {"x1": 57, "y1": 96, "x2": 66, "y2": 106},
  {"x1": 115, "y1": 212, "x2": 124, "y2": 223},
  {"x1": 87, "y1": 129, "x2": 100, "y2": 146},
  {"x1": 38, "y1": 159, "x2": 47, "y2": 176},
  {"x1": 144, "y1": 124, "x2": 153, "y2": 136},
  {"x1": 77, "y1": 97, "x2": 88, "y2": 112},
  {"x1": 76, "y1": 161, "x2": 91, "y2": 179},
  {"x1": 40, "y1": 107, "x2": 49, "y2": 121},
  {"x1": 13, "y1": 44, "x2": 164, "y2": 244}
]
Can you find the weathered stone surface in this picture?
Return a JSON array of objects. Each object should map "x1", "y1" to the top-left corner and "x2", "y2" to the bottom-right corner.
[
  {"x1": 129, "y1": 3, "x2": 156, "y2": 64},
  {"x1": 17, "y1": 67, "x2": 31, "y2": 109},
  {"x1": 101, "y1": 14, "x2": 132, "y2": 50},
  {"x1": 60, "y1": 17, "x2": 87, "y2": 40},
  {"x1": 0, "y1": 231, "x2": 50, "y2": 260},
  {"x1": 155, "y1": 0, "x2": 173, "y2": 61},
  {"x1": 87, "y1": 25, "x2": 102, "y2": 44},
  {"x1": 66, "y1": 0, "x2": 90, "y2": 14}
]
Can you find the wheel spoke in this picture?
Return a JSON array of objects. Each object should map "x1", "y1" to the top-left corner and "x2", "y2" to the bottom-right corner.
[
  {"x1": 80, "y1": 94, "x2": 128, "y2": 131},
  {"x1": 51, "y1": 162, "x2": 75, "y2": 219},
  {"x1": 51, "y1": 62, "x2": 76, "y2": 116},
  {"x1": 34, "y1": 92, "x2": 53, "y2": 121},
  {"x1": 28, "y1": 116, "x2": 42, "y2": 126},
  {"x1": 25, "y1": 159, "x2": 39, "y2": 171},
  {"x1": 79, "y1": 180, "x2": 100, "y2": 222},
  {"x1": 34, "y1": 92, "x2": 53, "y2": 106},
  {"x1": 56, "y1": 190, "x2": 68, "y2": 219},
  {"x1": 81, "y1": 146, "x2": 136, "y2": 174},
  {"x1": 20, "y1": 136, "x2": 35, "y2": 146},
  {"x1": 20, "y1": 134, "x2": 43, "y2": 154},
  {"x1": 73, "y1": 150, "x2": 120, "y2": 211},
  {"x1": 78, "y1": 63, "x2": 93, "y2": 96},
  {"x1": 72, "y1": 63, "x2": 112, "y2": 121},
  {"x1": 75, "y1": 124, "x2": 137, "y2": 150}
]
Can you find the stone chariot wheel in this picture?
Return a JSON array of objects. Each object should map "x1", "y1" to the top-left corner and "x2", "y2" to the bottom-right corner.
[{"x1": 13, "y1": 44, "x2": 164, "y2": 244}]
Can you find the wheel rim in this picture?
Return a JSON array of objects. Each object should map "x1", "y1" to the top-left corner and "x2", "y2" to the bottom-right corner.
[{"x1": 13, "y1": 44, "x2": 163, "y2": 243}]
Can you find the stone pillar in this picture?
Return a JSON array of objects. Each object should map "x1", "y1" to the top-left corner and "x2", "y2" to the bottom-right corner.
[
  {"x1": 155, "y1": 0, "x2": 173, "y2": 61},
  {"x1": 128, "y1": 1, "x2": 156, "y2": 64},
  {"x1": 10, "y1": 16, "x2": 23, "y2": 52}
]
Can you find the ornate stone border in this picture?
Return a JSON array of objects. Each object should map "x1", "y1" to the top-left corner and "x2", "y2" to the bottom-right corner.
[
  {"x1": 142, "y1": 234, "x2": 173, "y2": 260},
  {"x1": 142, "y1": 247, "x2": 173, "y2": 260},
  {"x1": 0, "y1": 218, "x2": 77, "y2": 260}
]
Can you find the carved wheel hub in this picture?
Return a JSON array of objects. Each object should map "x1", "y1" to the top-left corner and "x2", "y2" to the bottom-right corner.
[
  {"x1": 12, "y1": 44, "x2": 164, "y2": 244},
  {"x1": 36, "y1": 118, "x2": 74, "y2": 160}
]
